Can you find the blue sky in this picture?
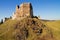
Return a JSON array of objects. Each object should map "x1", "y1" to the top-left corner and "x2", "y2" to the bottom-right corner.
[{"x1": 0, "y1": 0, "x2": 60, "y2": 21}]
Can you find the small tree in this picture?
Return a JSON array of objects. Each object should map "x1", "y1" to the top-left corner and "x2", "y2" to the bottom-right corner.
[
  {"x1": 38, "y1": 16, "x2": 40, "y2": 19},
  {"x1": 0, "y1": 19, "x2": 3, "y2": 24},
  {"x1": 5, "y1": 17, "x2": 9, "y2": 21},
  {"x1": 10, "y1": 16, "x2": 12, "y2": 19}
]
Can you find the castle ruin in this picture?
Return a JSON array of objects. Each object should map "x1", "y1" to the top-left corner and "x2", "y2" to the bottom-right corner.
[{"x1": 12, "y1": 3, "x2": 33, "y2": 20}]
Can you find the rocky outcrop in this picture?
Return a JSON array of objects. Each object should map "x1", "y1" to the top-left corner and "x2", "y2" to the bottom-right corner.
[{"x1": 13, "y1": 18, "x2": 54, "y2": 40}]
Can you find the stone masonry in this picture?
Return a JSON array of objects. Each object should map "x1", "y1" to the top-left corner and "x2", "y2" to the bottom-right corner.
[{"x1": 12, "y1": 3, "x2": 33, "y2": 20}]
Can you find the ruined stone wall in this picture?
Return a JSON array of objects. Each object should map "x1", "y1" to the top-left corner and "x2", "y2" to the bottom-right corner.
[{"x1": 12, "y1": 3, "x2": 33, "y2": 20}]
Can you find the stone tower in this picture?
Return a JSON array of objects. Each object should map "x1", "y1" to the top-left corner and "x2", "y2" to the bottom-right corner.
[{"x1": 12, "y1": 3, "x2": 33, "y2": 20}]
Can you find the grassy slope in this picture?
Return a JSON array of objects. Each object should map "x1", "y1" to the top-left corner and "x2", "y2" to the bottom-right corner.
[
  {"x1": 0, "y1": 18, "x2": 59, "y2": 40},
  {"x1": 45, "y1": 20, "x2": 60, "y2": 40},
  {"x1": 0, "y1": 19, "x2": 18, "y2": 40}
]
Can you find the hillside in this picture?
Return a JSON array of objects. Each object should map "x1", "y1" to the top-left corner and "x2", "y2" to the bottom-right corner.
[
  {"x1": 0, "y1": 17, "x2": 54, "y2": 40},
  {"x1": 45, "y1": 20, "x2": 60, "y2": 40}
]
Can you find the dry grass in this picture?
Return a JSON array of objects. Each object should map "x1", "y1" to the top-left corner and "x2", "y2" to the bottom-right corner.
[
  {"x1": 45, "y1": 20, "x2": 60, "y2": 40},
  {"x1": 0, "y1": 18, "x2": 55, "y2": 40}
]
